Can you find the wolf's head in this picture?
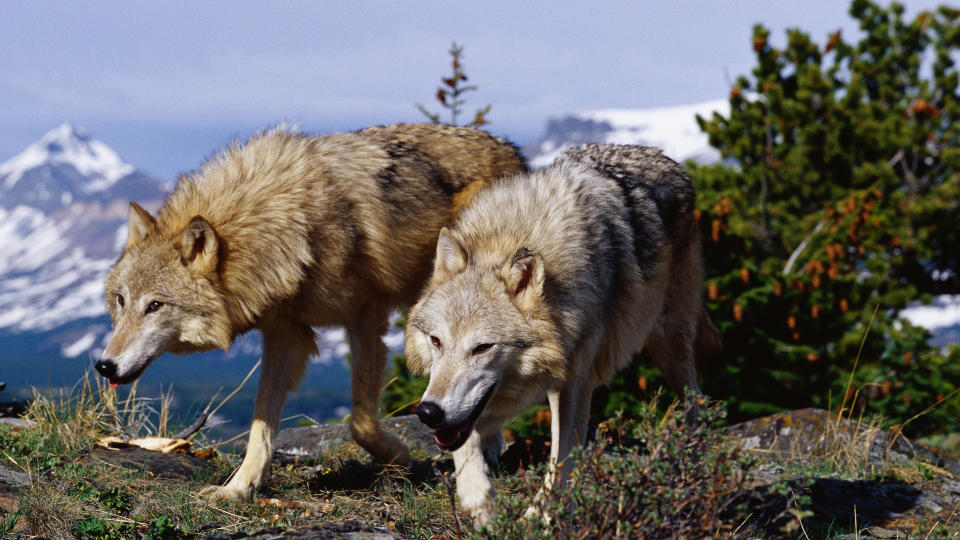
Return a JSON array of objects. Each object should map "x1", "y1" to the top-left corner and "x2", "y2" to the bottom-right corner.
[
  {"x1": 406, "y1": 228, "x2": 562, "y2": 451},
  {"x1": 97, "y1": 202, "x2": 232, "y2": 388}
]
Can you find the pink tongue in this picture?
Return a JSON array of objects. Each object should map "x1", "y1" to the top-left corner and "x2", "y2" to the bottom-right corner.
[{"x1": 109, "y1": 382, "x2": 119, "y2": 390}]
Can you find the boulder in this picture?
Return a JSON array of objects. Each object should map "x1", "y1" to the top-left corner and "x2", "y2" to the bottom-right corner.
[{"x1": 273, "y1": 415, "x2": 438, "y2": 464}]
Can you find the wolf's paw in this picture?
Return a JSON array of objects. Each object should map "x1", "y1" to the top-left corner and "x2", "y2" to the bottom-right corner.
[
  {"x1": 198, "y1": 483, "x2": 254, "y2": 502},
  {"x1": 464, "y1": 499, "x2": 496, "y2": 528}
]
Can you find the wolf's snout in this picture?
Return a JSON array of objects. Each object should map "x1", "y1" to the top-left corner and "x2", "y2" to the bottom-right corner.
[
  {"x1": 415, "y1": 401, "x2": 445, "y2": 428},
  {"x1": 94, "y1": 360, "x2": 117, "y2": 379}
]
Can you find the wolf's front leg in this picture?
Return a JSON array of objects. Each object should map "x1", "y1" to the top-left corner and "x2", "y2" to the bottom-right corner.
[
  {"x1": 454, "y1": 429, "x2": 496, "y2": 526},
  {"x1": 524, "y1": 378, "x2": 593, "y2": 522},
  {"x1": 346, "y1": 302, "x2": 411, "y2": 465},
  {"x1": 203, "y1": 319, "x2": 315, "y2": 501}
]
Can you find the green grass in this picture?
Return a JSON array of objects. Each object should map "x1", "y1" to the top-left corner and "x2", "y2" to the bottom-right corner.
[{"x1": 1, "y1": 373, "x2": 957, "y2": 538}]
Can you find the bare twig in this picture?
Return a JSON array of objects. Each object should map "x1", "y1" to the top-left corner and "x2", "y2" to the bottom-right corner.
[
  {"x1": 433, "y1": 456, "x2": 463, "y2": 540},
  {"x1": 172, "y1": 412, "x2": 209, "y2": 440},
  {"x1": 206, "y1": 359, "x2": 260, "y2": 420}
]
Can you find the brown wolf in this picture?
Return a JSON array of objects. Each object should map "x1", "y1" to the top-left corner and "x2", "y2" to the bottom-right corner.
[
  {"x1": 405, "y1": 144, "x2": 721, "y2": 524},
  {"x1": 97, "y1": 124, "x2": 526, "y2": 500}
]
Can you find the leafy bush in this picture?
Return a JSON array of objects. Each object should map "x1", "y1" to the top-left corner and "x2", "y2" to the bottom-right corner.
[
  {"x1": 600, "y1": 0, "x2": 960, "y2": 436},
  {"x1": 475, "y1": 401, "x2": 788, "y2": 539}
]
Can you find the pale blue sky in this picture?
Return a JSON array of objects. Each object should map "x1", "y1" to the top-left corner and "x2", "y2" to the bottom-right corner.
[{"x1": 0, "y1": 1, "x2": 943, "y2": 179}]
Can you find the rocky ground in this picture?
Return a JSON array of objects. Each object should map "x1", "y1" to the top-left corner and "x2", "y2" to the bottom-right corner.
[{"x1": 1, "y1": 408, "x2": 958, "y2": 538}]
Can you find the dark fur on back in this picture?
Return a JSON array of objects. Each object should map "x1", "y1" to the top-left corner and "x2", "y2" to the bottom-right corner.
[{"x1": 555, "y1": 144, "x2": 696, "y2": 278}]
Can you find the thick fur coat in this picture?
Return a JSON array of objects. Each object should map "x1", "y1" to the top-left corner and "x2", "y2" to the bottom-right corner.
[
  {"x1": 405, "y1": 144, "x2": 721, "y2": 524},
  {"x1": 99, "y1": 124, "x2": 526, "y2": 500}
]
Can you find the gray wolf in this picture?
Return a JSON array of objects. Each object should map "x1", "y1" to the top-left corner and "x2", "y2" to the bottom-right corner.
[
  {"x1": 405, "y1": 144, "x2": 721, "y2": 524},
  {"x1": 96, "y1": 123, "x2": 526, "y2": 500}
]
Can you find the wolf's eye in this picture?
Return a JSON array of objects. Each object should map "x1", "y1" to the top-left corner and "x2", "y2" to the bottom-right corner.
[
  {"x1": 145, "y1": 301, "x2": 164, "y2": 314},
  {"x1": 116, "y1": 294, "x2": 124, "y2": 308},
  {"x1": 472, "y1": 343, "x2": 493, "y2": 355},
  {"x1": 429, "y1": 335, "x2": 442, "y2": 348}
]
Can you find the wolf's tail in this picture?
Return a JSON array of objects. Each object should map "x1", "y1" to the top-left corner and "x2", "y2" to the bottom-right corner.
[{"x1": 694, "y1": 304, "x2": 723, "y2": 372}]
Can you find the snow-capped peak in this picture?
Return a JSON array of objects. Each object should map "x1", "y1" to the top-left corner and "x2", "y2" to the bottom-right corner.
[
  {"x1": 527, "y1": 99, "x2": 730, "y2": 169},
  {"x1": 0, "y1": 122, "x2": 134, "y2": 192}
]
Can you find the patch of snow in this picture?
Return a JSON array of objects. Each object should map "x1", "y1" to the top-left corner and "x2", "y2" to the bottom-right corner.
[
  {"x1": 900, "y1": 295, "x2": 960, "y2": 331},
  {"x1": 62, "y1": 331, "x2": 98, "y2": 358},
  {"x1": 581, "y1": 99, "x2": 729, "y2": 164},
  {"x1": 113, "y1": 224, "x2": 129, "y2": 252},
  {"x1": 0, "y1": 207, "x2": 113, "y2": 332},
  {"x1": 530, "y1": 146, "x2": 568, "y2": 169},
  {"x1": 0, "y1": 206, "x2": 69, "y2": 274},
  {"x1": 529, "y1": 99, "x2": 729, "y2": 169}
]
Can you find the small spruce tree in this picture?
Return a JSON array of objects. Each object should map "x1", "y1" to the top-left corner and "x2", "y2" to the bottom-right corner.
[
  {"x1": 416, "y1": 42, "x2": 491, "y2": 127},
  {"x1": 601, "y1": 0, "x2": 960, "y2": 436}
]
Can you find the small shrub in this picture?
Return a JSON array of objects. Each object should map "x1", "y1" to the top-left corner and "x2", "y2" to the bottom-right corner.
[
  {"x1": 142, "y1": 515, "x2": 185, "y2": 540},
  {"x1": 73, "y1": 517, "x2": 124, "y2": 540},
  {"x1": 475, "y1": 401, "x2": 778, "y2": 539}
]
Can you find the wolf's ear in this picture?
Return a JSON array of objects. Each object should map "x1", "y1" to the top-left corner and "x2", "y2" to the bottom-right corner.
[
  {"x1": 179, "y1": 216, "x2": 219, "y2": 274},
  {"x1": 501, "y1": 247, "x2": 544, "y2": 310},
  {"x1": 433, "y1": 227, "x2": 466, "y2": 280},
  {"x1": 127, "y1": 202, "x2": 157, "y2": 249}
]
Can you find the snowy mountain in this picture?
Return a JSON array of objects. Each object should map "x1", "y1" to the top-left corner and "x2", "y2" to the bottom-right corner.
[
  {"x1": 0, "y1": 124, "x2": 168, "y2": 361},
  {"x1": 523, "y1": 99, "x2": 730, "y2": 168}
]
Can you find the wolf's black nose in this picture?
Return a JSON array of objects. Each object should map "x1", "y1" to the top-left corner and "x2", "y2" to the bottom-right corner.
[
  {"x1": 94, "y1": 360, "x2": 117, "y2": 379},
  {"x1": 415, "y1": 401, "x2": 445, "y2": 428}
]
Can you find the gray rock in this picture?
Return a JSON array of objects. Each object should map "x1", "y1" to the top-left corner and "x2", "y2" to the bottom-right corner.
[
  {"x1": 273, "y1": 415, "x2": 438, "y2": 464},
  {"x1": 0, "y1": 464, "x2": 30, "y2": 490},
  {"x1": 725, "y1": 408, "x2": 960, "y2": 474},
  {"x1": 725, "y1": 409, "x2": 960, "y2": 535},
  {"x1": 0, "y1": 417, "x2": 32, "y2": 431}
]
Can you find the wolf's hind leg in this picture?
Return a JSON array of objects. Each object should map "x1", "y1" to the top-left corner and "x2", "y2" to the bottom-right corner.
[
  {"x1": 647, "y1": 313, "x2": 704, "y2": 426},
  {"x1": 346, "y1": 302, "x2": 411, "y2": 466},
  {"x1": 647, "y1": 330, "x2": 702, "y2": 398},
  {"x1": 203, "y1": 318, "x2": 315, "y2": 501}
]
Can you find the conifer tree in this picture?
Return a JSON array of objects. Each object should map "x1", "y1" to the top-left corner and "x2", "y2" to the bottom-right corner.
[
  {"x1": 599, "y1": 1, "x2": 960, "y2": 435},
  {"x1": 416, "y1": 42, "x2": 491, "y2": 127}
]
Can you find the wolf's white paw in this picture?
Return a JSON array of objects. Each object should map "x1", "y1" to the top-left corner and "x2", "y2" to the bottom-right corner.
[
  {"x1": 198, "y1": 482, "x2": 254, "y2": 502},
  {"x1": 465, "y1": 498, "x2": 496, "y2": 527}
]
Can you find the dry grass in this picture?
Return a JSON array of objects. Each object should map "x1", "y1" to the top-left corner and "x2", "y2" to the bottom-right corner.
[
  {"x1": 24, "y1": 372, "x2": 175, "y2": 451},
  {"x1": 2, "y1": 364, "x2": 957, "y2": 539}
]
